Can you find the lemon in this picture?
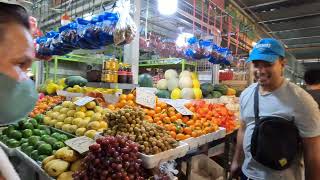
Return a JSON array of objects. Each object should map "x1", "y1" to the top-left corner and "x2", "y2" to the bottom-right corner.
[
  {"x1": 85, "y1": 130, "x2": 97, "y2": 139},
  {"x1": 99, "y1": 121, "x2": 108, "y2": 129},
  {"x1": 68, "y1": 125, "x2": 78, "y2": 134},
  {"x1": 43, "y1": 116, "x2": 51, "y2": 125},
  {"x1": 171, "y1": 88, "x2": 182, "y2": 99},
  {"x1": 74, "y1": 112, "x2": 85, "y2": 118},
  {"x1": 75, "y1": 128, "x2": 86, "y2": 136},
  {"x1": 72, "y1": 118, "x2": 82, "y2": 126},
  {"x1": 66, "y1": 110, "x2": 76, "y2": 117},
  {"x1": 62, "y1": 124, "x2": 71, "y2": 132},
  {"x1": 57, "y1": 114, "x2": 67, "y2": 122},
  {"x1": 94, "y1": 106, "x2": 103, "y2": 113},
  {"x1": 64, "y1": 117, "x2": 73, "y2": 124},
  {"x1": 85, "y1": 110, "x2": 95, "y2": 117},
  {"x1": 78, "y1": 119, "x2": 90, "y2": 128},
  {"x1": 87, "y1": 121, "x2": 100, "y2": 130},
  {"x1": 76, "y1": 106, "x2": 87, "y2": 112},
  {"x1": 55, "y1": 122, "x2": 64, "y2": 129},
  {"x1": 85, "y1": 101, "x2": 96, "y2": 110}
]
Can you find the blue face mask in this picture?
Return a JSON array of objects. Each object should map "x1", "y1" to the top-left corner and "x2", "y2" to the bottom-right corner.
[{"x1": 0, "y1": 73, "x2": 38, "y2": 124}]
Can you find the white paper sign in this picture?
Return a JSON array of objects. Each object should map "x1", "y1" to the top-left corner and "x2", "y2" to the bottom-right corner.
[
  {"x1": 65, "y1": 136, "x2": 96, "y2": 154},
  {"x1": 57, "y1": 90, "x2": 83, "y2": 101},
  {"x1": 74, "y1": 96, "x2": 95, "y2": 106},
  {"x1": 136, "y1": 88, "x2": 156, "y2": 109},
  {"x1": 159, "y1": 98, "x2": 193, "y2": 115}
]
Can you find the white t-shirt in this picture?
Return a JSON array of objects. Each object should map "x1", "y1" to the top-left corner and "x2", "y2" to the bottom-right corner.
[{"x1": 240, "y1": 80, "x2": 320, "y2": 180}]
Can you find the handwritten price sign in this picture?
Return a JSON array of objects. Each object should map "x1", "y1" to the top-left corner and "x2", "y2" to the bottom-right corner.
[
  {"x1": 65, "y1": 136, "x2": 96, "y2": 154},
  {"x1": 74, "y1": 96, "x2": 95, "y2": 106},
  {"x1": 159, "y1": 98, "x2": 193, "y2": 115},
  {"x1": 136, "y1": 88, "x2": 156, "y2": 109}
]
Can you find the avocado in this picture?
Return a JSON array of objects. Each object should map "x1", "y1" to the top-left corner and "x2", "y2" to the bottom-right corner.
[
  {"x1": 51, "y1": 133, "x2": 61, "y2": 140},
  {"x1": 58, "y1": 134, "x2": 68, "y2": 142},
  {"x1": 22, "y1": 129, "x2": 33, "y2": 138},
  {"x1": 38, "y1": 144, "x2": 53, "y2": 156},
  {"x1": 18, "y1": 119, "x2": 28, "y2": 128},
  {"x1": 38, "y1": 125, "x2": 51, "y2": 135},
  {"x1": 35, "y1": 141, "x2": 46, "y2": 149},
  {"x1": 40, "y1": 135, "x2": 50, "y2": 142},
  {"x1": 28, "y1": 136, "x2": 40, "y2": 146},
  {"x1": 29, "y1": 119, "x2": 38, "y2": 127}
]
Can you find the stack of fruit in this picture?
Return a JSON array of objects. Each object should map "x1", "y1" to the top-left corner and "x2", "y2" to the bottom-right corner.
[
  {"x1": 200, "y1": 83, "x2": 236, "y2": 99},
  {"x1": 43, "y1": 100, "x2": 108, "y2": 139},
  {"x1": 0, "y1": 119, "x2": 71, "y2": 161},
  {"x1": 108, "y1": 93, "x2": 136, "y2": 110},
  {"x1": 66, "y1": 85, "x2": 118, "y2": 95},
  {"x1": 185, "y1": 100, "x2": 237, "y2": 133},
  {"x1": 42, "y1": 147, "x2": 82, "y2": 179},
  {"x1": 156, "y1": 69, "x2": 202, "y2": 100},
  {"x1": 73, "y1": 136, "x2": 146, "y2": 179},
  {"x1": 29, "y1": 96, "x2": 65, "y2": 118},
  {"x1": 143, "y1": 101, "x2": 219, "y2": 140},
  {"x1": 104, "y1": 106, "x2": 178, "y2": 155}
]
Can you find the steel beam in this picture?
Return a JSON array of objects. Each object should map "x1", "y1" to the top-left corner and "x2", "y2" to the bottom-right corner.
[
  {"x1": 256, "y1": 2, "x2": 320, "y2": 23},
  {"x1": 275, "y1": 27, "x2": 320, "y2": 39},
  {"x1": 243, "y1": 0, "x2": 289, "y2": 9},
  {"x1": 267, "y1": 16, "x2": 320, "y2": 32}
]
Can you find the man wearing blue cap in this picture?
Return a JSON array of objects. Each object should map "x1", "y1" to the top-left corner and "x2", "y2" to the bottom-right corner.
[{"x1": 231, "y1": 38, "x2": 320, "y2": 180}]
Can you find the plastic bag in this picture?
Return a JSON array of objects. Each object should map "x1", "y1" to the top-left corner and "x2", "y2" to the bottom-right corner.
[
  {"x1": 59, "y1": 22, "x2": 78, "y2": 48},
  {"x1": 75, "y1": 18, "x2": 100, "y2": 49},
  {"x1": 100, "y1": 12, "x2": 118, "y2": 46},
  {"x1": 35, "y1": 37, "x2": 52, "y2": 56},
  {"x1": 113, "y1": 0, "x2": 137, "y2": 45},
  {"x1": 49, "y1": 31, "x2": 73, "y2": 55}
]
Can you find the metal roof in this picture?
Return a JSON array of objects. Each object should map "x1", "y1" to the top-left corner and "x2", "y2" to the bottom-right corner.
[{"x1": 233, "y1": 0, "x2": 320, "y2": 62}]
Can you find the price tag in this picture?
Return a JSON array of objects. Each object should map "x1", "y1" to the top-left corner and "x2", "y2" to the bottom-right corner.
[
  {"x1": 136, "y1": 87, "x2": 156, "y2": 109},
  {"x1": 74, "y1": 96, "x2": 95, "y2": 106},
  {"x1": 65, "y1": 136, "x2": 96, "y2": 154},
  {"x1": 137, "y1": 87, "x2": 158, "y2": 94},
  {"x1": 159, "y1": 98, "x2": 193, "y2": 116}
]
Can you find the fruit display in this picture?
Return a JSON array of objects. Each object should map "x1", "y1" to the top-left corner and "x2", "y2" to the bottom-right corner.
[
  {"x1": 200, "y1": 83, "x2": 236, "y2": 98},
  {"x1": 65, "y1": 76, "x2": 88, "y2": 87},
  {"x1": 143, "y1": 101, "x2": 218, "y2": 140},
  {"x1": 109, "y1": 93, "x2": 137, "y2": 110},
  {"x1": 73, "y1": 136, "x2": 147, "y2": 179},
  {"x1": 37, "y1": 79, "x2": 67, "y2": 95},
  {"x1": 104, "y1": 106, "x2": 178, "y2": 155},
  {"x1": 65, "y1": 85, "x2": 119, "y2": 95},
  {"x1": 43, "y1": 100, "x2": 108, "y2": 139},
  {"x1": 138, "y1": 73, "x2": 154, "y2": 87},
  {"x1": 29, "y1": 96, "x2": 65, "y2": 118},
  {"x1": 185, "y1": 100, "x2": 237, "y2": 133},
  {"x1": 42, "y1": 147, "x2": 81, "y2": 178},
  {"x1": 0, "y1": 118, "x2": 72, "y2": 161},
  {"x1": 156, "y1": 69, "x2": 202, "y2": 100}
]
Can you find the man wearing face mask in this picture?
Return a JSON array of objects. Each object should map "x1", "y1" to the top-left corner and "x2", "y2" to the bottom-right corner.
[
  {"x1": 230, "y1": 38, "x2": 320, "y2": 180},
  {"x1": 0, "y1": 1, "x2": 38, "y2": 179}
]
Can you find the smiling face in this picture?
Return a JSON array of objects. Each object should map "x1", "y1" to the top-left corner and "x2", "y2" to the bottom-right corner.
[
  {"x1": 0, "y1": 22, "x2": 34, "y2": 81},
  {"x1": 252, "y1": 58, "x2": 285, "y2": 91}
]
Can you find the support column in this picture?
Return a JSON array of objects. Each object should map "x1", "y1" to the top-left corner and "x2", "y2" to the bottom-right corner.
[
  {"x1": 212, "y1": 64, "x2": 220, "y2": 84},
  {"x1": 124, "y1": 0, "x2": 141, "y2": 84}
]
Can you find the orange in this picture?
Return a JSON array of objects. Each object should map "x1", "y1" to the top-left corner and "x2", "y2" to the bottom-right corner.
[
  {"x1": 127, "y1": 100, "x2": 135, "y2": 106},
  {"x1": 155, "y1": 107, "x2": 162, "y2": 113},
  {"x1": 168, "y1": 107, "x2": 175, "y2": 112},
  {"x1": 183, "y1": 127, "x2": 192, "y2": 135},
  {"x1": 154, "y1": 117, "x2": 161, "y2": 123},
  {"x1": 186, "y1": 120, "x2": 194, "y2": 126},
  {"x1": 170, "y1": 131, "x2": 176, "y2": 139},
  {"x1": 189, "y1": 107, "x2": 196, "y2": 112},
  {"x1": 127, "y1": 93, "x2": 135, "y2": 100},
  {"x1": 156, "y1": 121, "x2": 163, "y2": 126},
  {"x1": 147, "y1": 110, "x2": 155, "y2": 117},
  {"x1": 170, "y1": 116, "x2": 177, "y2": 122},
  {"x1": 160, "y1": 102, "x2": 167, "y2": 109},
  {"x1": 164, "y1": 124, "x2": 171, "y2": 131},
  {"x1": 184, "y1": 103, "x2": 192, "y2": 109},
  {"x1": 168, "y1": 111, "x2": 176, "y2": 117},
  {"x1": 163, "y1": 117, "x2": 171, "y2": 124},
  {"x1": 182, "y1": 116, "x2": 189, "y2": 123},
  {"x1": 160, "y1": 113, "x2": 168, "y2": 119},
  {"x1": 120, "y1": 94, "x2": 127, "y2": 100},
  {"x1": 191, "y1": 131, "x2": 198, "y2": 137},
  {"x1": 169, "y1": 124, "x2": 177, "y2": 131},
  {"x1": 185, "y1": 134, "x2": 191, "y2": 139},
  {"x1": 176, "y1": 133, "x2": 186, "y2": 141},
  {"x1": 176, "y1": 113, "x2": 182, "y2": 119}
]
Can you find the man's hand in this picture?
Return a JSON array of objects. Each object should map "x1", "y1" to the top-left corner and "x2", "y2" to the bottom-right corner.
[
  {"x1": 230, "y1": 121, "x2": 246, "y2": 179},
  {"x1": 303, "y1": 135, "x2": 320, "y2": 180}
]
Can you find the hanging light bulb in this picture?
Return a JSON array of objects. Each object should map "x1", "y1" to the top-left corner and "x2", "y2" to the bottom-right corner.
[{"x1": 158, "y1": 0, "x2": 177, "y2": 15}]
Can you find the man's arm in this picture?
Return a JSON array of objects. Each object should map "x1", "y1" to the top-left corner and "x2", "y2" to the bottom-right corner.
[
  {"x1": 303, "y1": 136, "x2": 320, "y2": 180},
  {"x1": 230, "y1": 120, "x2": 246, "y2": 177}
]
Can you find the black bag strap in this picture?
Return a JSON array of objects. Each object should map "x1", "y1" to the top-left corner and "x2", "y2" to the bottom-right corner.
[{"x1": 254, "y1": 84, "x2": 260, "y2": 122}]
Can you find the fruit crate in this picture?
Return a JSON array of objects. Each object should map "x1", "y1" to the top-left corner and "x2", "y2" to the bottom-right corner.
[
  {"x1": 182, "y1": 127, "x2": 226, "y2": 151},
  {"x1": 139, "y1": 141, "x2": 189, "y2": 169},
  {"x1": 16, "y1": 148, "x2": 54, "y2": 180}
]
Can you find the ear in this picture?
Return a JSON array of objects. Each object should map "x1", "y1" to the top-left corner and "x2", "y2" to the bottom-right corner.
[{"x1": 280, "y1": 58, "x2": 287, "y2": 67}]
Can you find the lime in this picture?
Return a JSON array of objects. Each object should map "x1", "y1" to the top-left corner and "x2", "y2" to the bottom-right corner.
[
  {"x1": 22, "y1": 122, "x2": 34, "y2": 130},
  {"x1": 38, "y1": 144, "x2": 53, "y2": 156},
  {"x1": 28, "y1": 136, "x2": 40, "y2": 146},
  {"x1": 38, "y1": 155, "x2": 48, "y2": 162},
  {"x1": 40, "y1": 135, "x2": 50, "y2": 142},
  {"x1": 22, "y1": 129, "x2": 33, "y2": 138},
  {"x1": 29, "y1": 119, "x2": 38, "y2": 127},
  {"x1": 34, "y1": 114, "x2": 44, "y2": 123},
  {"x1": 51, "y1": 133, "x2": 61, "y2": 140},
  {"x1": 38, "y1": 125, "x2": 51, "y2": 134},
  {"x1": 46, "y1": 137, "x2": 58, "y2": 146},
  {"x1": 35, "y1": 141, "x2": 46, "y2": 149},
  {"x1": 58, "y1": 134, "x2": 68, "y2": 141}
]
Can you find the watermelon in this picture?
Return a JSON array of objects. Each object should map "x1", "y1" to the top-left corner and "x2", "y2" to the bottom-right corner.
[
  {"x1": 200, "y1": 83, "x2": 214, "y2": 96},
  {"x1": 65, "y1": 76, "x2": 88, "y2": 87},
  {"x1": 214, "y1": 84, "x2": 228, "y2": 95},
  {"x1": 138, "y1": 74, "x2": 153, "y2": 87},
  {"x1": 156, "y1": 90, "x2": 170, "y2": 98}
]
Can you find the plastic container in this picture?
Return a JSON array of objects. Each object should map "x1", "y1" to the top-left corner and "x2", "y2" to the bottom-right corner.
[
  {"x1": 139, "y1": 141, "x2": 189, "y2": 169},
  {"x1": 118, "y1": 70, "x2": 127, "y2": 83}
]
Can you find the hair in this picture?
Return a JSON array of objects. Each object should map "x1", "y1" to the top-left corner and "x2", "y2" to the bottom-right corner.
[
  {"x1": 304, "y1": 69, "x2": 320, "y2": 85},
  {"x1": 0, "y1": 3, "x2": 30, "y2": 41}
]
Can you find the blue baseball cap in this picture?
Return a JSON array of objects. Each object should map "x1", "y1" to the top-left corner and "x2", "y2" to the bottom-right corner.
[{"x1": 247, "y1": 38, "x2": 285, "y2": 63}]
